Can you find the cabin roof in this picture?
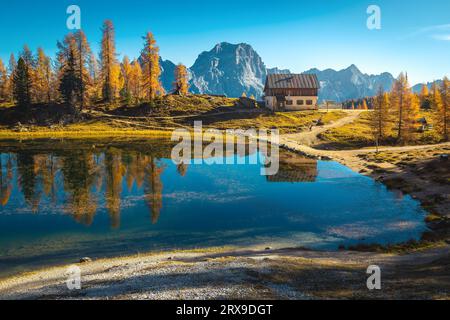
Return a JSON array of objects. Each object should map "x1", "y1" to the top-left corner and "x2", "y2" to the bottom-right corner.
[{"x1": 265, "y1": 74, "x2": 320, "y2": 90}]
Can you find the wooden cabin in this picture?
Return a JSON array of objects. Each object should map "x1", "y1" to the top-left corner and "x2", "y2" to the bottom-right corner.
[{"x1": 263, "y1": 74, "x2": 319, "y2": 111}]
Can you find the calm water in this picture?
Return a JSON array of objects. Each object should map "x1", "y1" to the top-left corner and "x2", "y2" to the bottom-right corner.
[{"x1": 0, "y1": 139, "x2": 428, "y2": 277}]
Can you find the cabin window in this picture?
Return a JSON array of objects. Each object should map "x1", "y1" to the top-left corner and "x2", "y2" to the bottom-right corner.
[
  {"x1": 286, "y1": 100, "x2": 293, "y2": 105},
  {"x1": 306, "y1": 100, "x2": 313, "y2": 105},
  {"x1": 297, "y1": 100, "x2": 304, "y2": 105}
]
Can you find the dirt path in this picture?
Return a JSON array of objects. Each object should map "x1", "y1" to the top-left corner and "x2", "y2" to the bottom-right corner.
[
  {"x1": 282, "y1": 111, "x2": 363, "y2": 146},
  {"x1": 0, "y1": 245, "x2": 448, "y2": 300}
]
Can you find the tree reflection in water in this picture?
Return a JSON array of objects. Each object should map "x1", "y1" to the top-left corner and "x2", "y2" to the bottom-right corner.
[
  {"x1": 0, "y1": 141, "x2": 173, "y2": 227},
  {"x1": 0, "y1": 140, "x2": 318, "y2": 228}
]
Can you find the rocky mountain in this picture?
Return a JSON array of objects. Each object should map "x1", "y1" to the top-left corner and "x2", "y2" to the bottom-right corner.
[
  {"x1": 159, "y1": 58, "x2": 177, "y2": 93},
  {"x1": 267, "y1": 67, "x2": 292, "y2": 75},
  {"x1": 187, "y1": 42, "x2": 267, "y2": 98},
  {"x1": 159, "y1": 42, "x2": 429, "y2": 102},
  {"x1": 303, "y1": 65, "x2": 395, "y2": 102}
]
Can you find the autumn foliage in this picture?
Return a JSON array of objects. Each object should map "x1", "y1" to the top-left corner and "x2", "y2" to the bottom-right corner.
[{"x1": 173, "y1": 64, "x2": 189, "y2": 95}]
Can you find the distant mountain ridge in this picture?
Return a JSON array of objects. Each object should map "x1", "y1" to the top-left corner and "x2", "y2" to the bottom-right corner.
[
  {"x1": 303, "y1": 65, "x2": 395, "y2": 102},
  {"x1": 158, "y1": 42, "x2": 429, "y2": 102},
  {"x1": 412, "y1": 80, "x2": 443, "y2": 94}
]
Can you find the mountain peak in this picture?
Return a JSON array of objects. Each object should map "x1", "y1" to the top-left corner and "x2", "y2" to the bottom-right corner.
[
  {"x1": 345, "y1": 64, "x2": 361, "y2": 73},
  {"x1": 189, "y1": 41, "x2": 266, "y2": 98},
  {"x1": 212, "y1": 42, "x2": 253, "y2": 52}
]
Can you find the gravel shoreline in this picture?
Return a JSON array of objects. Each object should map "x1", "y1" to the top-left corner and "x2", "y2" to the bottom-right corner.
[{"x1": 0, "y1": 245, "x2": 449, "y2": 300}]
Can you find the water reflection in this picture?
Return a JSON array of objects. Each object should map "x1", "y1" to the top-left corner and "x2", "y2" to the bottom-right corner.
[
  {"x1": 0, "y1": 141, "x2": 174, "y2": 227},
  {"x1": 0, "y1": 139, "x2": 429, "y2": 277},
  {"x1": 0, "y1": 155, "x2": 13, "y2": 206},
  {"x1": 2, "y1": 140, "x2": 298, "y2": 227},
  {"x1": 266, "y1": 152, "x2": 318, "y2": 183},
  {"x1": 1, "y1": 141, "x2": 322, "y2": 228}
]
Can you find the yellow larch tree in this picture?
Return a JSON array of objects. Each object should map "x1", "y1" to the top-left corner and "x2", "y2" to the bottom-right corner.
[
  {"x1": 390, "y1": 73, "x2": 418, "y2": 142},
  {"x1": 4, "y1": 54, "x2": 16, "y2": 102},
  {"x1": 120, "y1": 56, "x2": 133, "y2": 102},
  {"x1": 129, "y1": 60, "x2": 143, "y2": 104},
  {"x1": 74, "y1": 30, "x2": 93, "y2": 109},
  {"x1": 100, "y1": 20, "x2": 118, "y2": 103},
  {"x1": 111, "y1": 63, "x2": 123, "y2": 100},
  {"x1": 34, "y1": 48, "x2": 53, "y2": 103},
  {"x1": 362, "y1": 99, "x2": 368, "y2": 110},
  {"x1": 370, "y1": 86, "x2": 391, "y2": 143},
  {"x1": 435, "y1": 78, "x2": 449, "y2": 141},
  {"x1": 0, "y1": 58, "x2": 7, "y2": 101},
  {"x1": 173, "y1": 63, "x2": 189, "y2": 95},
  {"x1": 403, "y1": 91, "x2": 420, "y2": 143},
  {"x1": 141, "y1": 32, "x2": 164, "y2": 100}
]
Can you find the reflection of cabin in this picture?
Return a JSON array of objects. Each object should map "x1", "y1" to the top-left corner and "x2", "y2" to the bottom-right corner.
[
  {"x1": 266, "y1": 153, "x2": 318, "y2": 183},
  {"x1": 264, "y1": 74, "x2": 320, "y2": 111}
]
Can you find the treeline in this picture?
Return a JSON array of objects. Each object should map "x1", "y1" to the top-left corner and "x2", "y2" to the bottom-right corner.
[
  {"x1": 342, "y1": 98, "x2": 371, "y2": 110},
  {"x1": 369, "y1": 73, "x2": 449, "y2": 143},
  {"x1": 0, "y1": 20, "x2": 189, "y2": 113}
]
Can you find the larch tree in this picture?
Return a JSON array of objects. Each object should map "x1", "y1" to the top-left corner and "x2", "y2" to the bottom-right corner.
[
  {"x1": 74, "y1": 30, "x2": 92, "y2": 109},
  {"x1": 6, "y1": 54, "x2": 17, "y2": 102},
  {"x1": 370, "y1": 86, "x2": 391, "y2": 144},
  {"x1": 436, "y1": 77, "x2": 449, "y2": 141},
  {"x1": 430, "y1": 82, "x2": 443, "y2": 132},
  {"x1": 362, "y1": 99, "x2": 368, "y2": 110},
  {"x1": 173, "y1": 63, "x2": 189, "y2": 95},
  {"x1": 129, "y1": 60, "x2": 143, "y2": 103},
  {"x1": 111, "y1": 63, "x2": 123, "y2": 101},
  {"x1": 0, "y1": 58, "x2": 7, "y2": 101},
  {"x1": 120, "y1": 56, "x2": 131, "y2": 102},
  {"x1": 34, "y1": 48, "x2": 52, "y2": 103},
  {"x1": 140, "y1": 32, "x2": 164, "y2": 100},
  {"x1": 100, "y1": 20, "x2": 118, "y2": 103},
  {"x1": 120, "y1": 56, "x2": 139, "y2": 103},
  {"x1": 390, "y1": 73, "x2": 418, "y2": 142}
]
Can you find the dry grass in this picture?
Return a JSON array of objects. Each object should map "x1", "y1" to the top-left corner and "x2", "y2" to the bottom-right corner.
[
  {"x1": 0, "y1": 120, "x2": 175, "y2": 139},
  {"x1": 201, "y1": 110, "x2": 347, "y2": 134},
  {"x1": 0, "y1": 96, "x2": 349, "y2": 138},
  {"x1": 318, "y1": 111, "x2": 444, "y2": 149}
]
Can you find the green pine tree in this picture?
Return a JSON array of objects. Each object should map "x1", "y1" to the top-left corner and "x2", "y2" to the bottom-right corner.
[{"x1": 13, "y1": 57, "x2": 32, "y2": 108}]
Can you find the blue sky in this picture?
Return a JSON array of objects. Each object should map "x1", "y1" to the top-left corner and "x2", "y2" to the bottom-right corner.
[{"x1": 1, "y1": 0, "x2": 449, "y2": 85}]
